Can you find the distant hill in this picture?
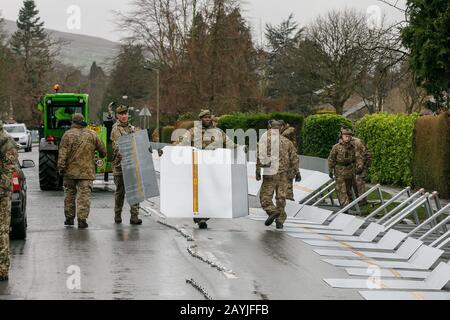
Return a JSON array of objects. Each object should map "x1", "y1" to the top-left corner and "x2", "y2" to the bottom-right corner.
[{"x1": 4, "y1": 19, "x2": 119, "y2": 74}]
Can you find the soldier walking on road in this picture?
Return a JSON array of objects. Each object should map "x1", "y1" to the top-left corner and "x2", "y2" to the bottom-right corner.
[
  {"x1": 256, "y1": 120, "x2": 300, "y2": 229},
  {"x1": 58, "y1": 114, "x2": 107, "y2": 229},
  {"x1": 328, "y1": 127, "x2": 362, "y2": 208},
  {"x1": 281, "y1": 123, "x2": 301, "y2": 201},
  {"x1": 111, "y1": 105, "x2": 143, "y2": 225},
  {"x1": 177, "y1": 109, "x2": 238, "y2": 229},
  {"x1": 0, "y1": 120, "x2": 18, "y2": 282}
]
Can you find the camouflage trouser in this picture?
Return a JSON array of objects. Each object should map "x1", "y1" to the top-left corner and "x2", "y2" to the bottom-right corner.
[
  {"x1": 114, "y1": 174, "x2": 140, "y2": 219},
  {"x1": 259, "y1": 173, "x2": 289, "y2": 225},
  {"x1": 355, "y1": 172, "x2": 367, "y2": 204},
  {"x1": 0, "y1": 194, "x2": 11, "y2": 277},
  {"x1": 335, "y1": 176, "x2": 358, "y2": 207},
  {"x1": 64, "y1": 179, "x2": 93, "y2": 220},
  {"x1": 286, "y1": 174, "x2": 295, "y2": 200}
]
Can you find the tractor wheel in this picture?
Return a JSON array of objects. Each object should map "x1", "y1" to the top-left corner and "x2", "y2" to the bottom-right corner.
[{"x1": 39, "y1": 152, "x2": 62, "y2": 191}]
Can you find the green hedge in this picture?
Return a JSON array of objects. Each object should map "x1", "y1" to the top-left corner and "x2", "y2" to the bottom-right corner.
[
  {"x1": 161, "y1": 126, "x2": 175, "y2": 143},
  {"x1": 412, "y1": 112, "x2": 450, "y2": 197},
  {"x1": 218, "y1": 112, "x2": 304, "y2": 151},
  {"x1": 355, "y1": 113, "x2": 419, "y2": 186},
  {"x1": 302, "y1": 114, "x2": 353, "y2": 158}
]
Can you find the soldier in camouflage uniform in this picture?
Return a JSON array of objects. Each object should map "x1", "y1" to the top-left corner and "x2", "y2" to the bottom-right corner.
[
  {"x1": 281, "y1": 123, "x2": 301, "y2": 201},
  {"x1": 177, "y1": 109, "x2": 237, "y2": 229},
  {"x1": 111, "y1": 105, "x2": 142, "y2": 225},
  {"x1": 256, "y1": 120, "x2": 300, "y2": 229},
  {"x1": 0, "y1": 120, "x2": 19, "y2": 281},
  {"x1": 58, "y1": 114, "x2": 107, "y2": 229},
  {"x1": 328, "y1": 127, "x2": 362, "y2": 207}
]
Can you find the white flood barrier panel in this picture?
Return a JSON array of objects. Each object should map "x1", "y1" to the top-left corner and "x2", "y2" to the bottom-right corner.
[
  {"x1": 324, "y1": 262, "x2": 450, "y2": 290},
  {"x1": 287, "y1": 217, "x2": 365, "y2": 237},
  {"x1": 160, "y1": 146, "x2": 249, "y2": 219},
  {"x1": 290, "y1": 223, "x2": 385, "y2": 244},
  {"x1": 313, "y1": 238, "x2": 424, "y2": 260},
  {"x1": 359, "y1": 290, "x2": 450, "y2": 300},
  {"x1": 346, "y1": 268, "x2": 431, "y2": 279},
  {"x1": 322, "y1": 245, "x2": 444, "y2": 270},
  {"x1": 118, "y1": 130, "x2": 160, "y2": 205},
  {"x1": 302, "y1": 229, "x2": 408, "y2": 250}
]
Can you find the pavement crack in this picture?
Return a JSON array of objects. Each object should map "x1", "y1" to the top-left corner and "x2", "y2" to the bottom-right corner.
[
  {"x1": 157, "y1": 220, "x2": 195, "y2": 242},
  {"x1": 185, "y1": 278, "x2": 213, "y2": 300},
  {"x1": 187, "y1": 245, "x2": 236, "y2": 278}
]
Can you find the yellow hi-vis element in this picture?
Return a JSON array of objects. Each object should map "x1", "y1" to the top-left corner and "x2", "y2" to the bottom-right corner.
[{"x1": 192, "y1": 150, "x2": 199, "y2": 215}]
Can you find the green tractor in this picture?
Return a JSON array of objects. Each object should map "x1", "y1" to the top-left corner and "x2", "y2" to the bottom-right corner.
[{"x1": 37, "y1": 86, "x2": 113, "y2": 190}]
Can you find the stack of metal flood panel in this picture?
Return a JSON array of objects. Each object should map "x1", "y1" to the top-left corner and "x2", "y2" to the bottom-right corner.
[{"x1": 268, "y1": 183, "x2": 450, "y2": 301}]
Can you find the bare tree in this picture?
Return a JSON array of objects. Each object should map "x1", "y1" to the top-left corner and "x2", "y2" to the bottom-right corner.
[
  {"x1": 307, "y1": 9, "x2": 375, "y2": 115},
  {"x1": 399, "y1": 65, "x2": 428, "y2": 114}
]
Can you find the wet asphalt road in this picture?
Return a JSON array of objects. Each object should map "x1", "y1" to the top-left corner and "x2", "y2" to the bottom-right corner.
[{"x1": 0, "y1": 147, "x2": 361, "y2": 300}]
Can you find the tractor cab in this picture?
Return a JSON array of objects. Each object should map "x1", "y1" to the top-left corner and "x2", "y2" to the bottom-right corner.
[
  {"x1": 39, "y1": 90, "x2": 89, "y2": 142},
  {"x1": 37, "y1": 85, "x2": 111, "y2": 191}
]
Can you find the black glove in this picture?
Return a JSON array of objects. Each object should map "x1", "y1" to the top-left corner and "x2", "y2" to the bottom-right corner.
[
  {"x1": 158, "y1": 149, "x2": 164, "y2": 157},
  {"x1": 256, "y1": 171, "x2": 262, "y2": 181},
  {"x1": 329, "y1": 172, "x2": 334, "y2": 180},
  {"x1": 295, "y1": 172, "x2": 302, "y2": 182}
]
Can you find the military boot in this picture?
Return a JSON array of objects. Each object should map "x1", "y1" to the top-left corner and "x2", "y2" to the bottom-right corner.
[
  {"x1": 198, "y1": 221, "x2": 208, "y2": 229},
  {"x1": 0, "y1": 275, "x2": 8, "y2": 281},
  {"x1": 265, "y1": 213, "x2": 279, "y2": 226},
  {"x1": 115, "y1": 213, "x2": 122, "y2": 224},
  {"x1": 130, "y1": 217, "x2": 143, "y2": 225},
  {"x1": 78, "y1": 219, "x2": 89, "y2": 229},
  {"x1": 276, "y1": 222, "x2": 284, "y2": 230},
  {"x1": 64, "y1": 218, "x2": 75, "y2": 226}
]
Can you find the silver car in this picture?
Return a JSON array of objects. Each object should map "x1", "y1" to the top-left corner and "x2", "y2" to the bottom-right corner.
[{"x1": 4, "y1": 123, "x2": 33, "y2": 152}]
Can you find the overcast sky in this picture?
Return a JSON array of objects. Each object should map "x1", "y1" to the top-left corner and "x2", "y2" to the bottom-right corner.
[{"x1": 1, "y1": 0, "x2": 406, "y2": 42}]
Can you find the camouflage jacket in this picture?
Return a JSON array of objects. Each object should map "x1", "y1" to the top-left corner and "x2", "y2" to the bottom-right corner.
[
  {"x1": 352, "y1": 138, "x2": 371, "y2": 173},
  {"x1": 328, "y1": 141, "x2": 363, "y2": 179},
  {"x1": 111, "y1": 121, "x2": 136, "y2": 175},
  {"x1": 257, "y1": 130, "x2": 299, "y2": 176},
  {"x1": 0, "y1": 131, "x2": 18, "y2": 195},
  {"x1": 176, "y1": 124, "x2": 237, "y2": 150},
  {"x1": 57, "y1": 124, "x2": 107, "y2": 180},
  {"x1": 281, "y1": 126, "x2": 298, "y2": 153}
]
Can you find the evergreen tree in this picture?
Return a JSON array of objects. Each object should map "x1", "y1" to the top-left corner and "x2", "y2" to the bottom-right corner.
[
  {"x1": 10, "y1": 0, "x2": 54, "y2": 122},
  {"x1": 401, "y1": 0, "x2": 450, "y2": 109}
]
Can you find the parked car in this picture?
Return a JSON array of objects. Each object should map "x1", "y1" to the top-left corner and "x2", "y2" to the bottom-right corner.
[
  {"x1": 10, "y1": 159, "x2": 35, "y2": 240},
  {"x1": 4, "y1": 123, "x2": 32, "y2": 152}
]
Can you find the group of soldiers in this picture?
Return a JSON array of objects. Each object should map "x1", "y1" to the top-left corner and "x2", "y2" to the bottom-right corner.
[
  {"x1": 57, "y1": 105, "x2": 146, "y2": 229},
  {"x1": 0, "y1": 106, "x2": 370, "y2": 282}
]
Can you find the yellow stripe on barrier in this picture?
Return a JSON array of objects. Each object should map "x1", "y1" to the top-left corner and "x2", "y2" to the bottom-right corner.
[
  {"x1": 192, "y1": 150, "x2": 199, "y2": 215},
  {"x1": 412, "y1": 292, "x2": 426, "y2": 300},
  {"x1": 389, "y1": 269, "x2": 402, "y2": 278}
]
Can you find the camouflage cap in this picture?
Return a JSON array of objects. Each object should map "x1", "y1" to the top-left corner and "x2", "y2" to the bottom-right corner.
[
  {"x1": 269, "y1": 120, "x2": 284, "y2": 129},
  {"x1": 198, "y1": 109, "x2": 212, "y2": 118},
  {"x1": 116, "y1": 105, "x2": 129, "y2": 114},
  {"x1": 72, "y1": 113, "x2": 85, "y2": 123},
  {"x1": 341, "y1": 127, "x2": 354, "y2": 136}
]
